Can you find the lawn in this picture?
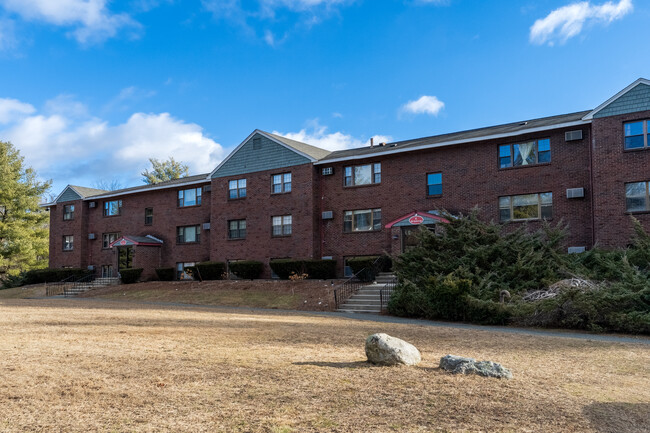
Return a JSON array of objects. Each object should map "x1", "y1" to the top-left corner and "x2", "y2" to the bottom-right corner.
[{"x1": 1, "y1": 299, "x2": 649, "y2": 432}]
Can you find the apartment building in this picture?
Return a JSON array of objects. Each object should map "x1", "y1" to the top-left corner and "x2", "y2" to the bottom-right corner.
[{"x1": 46, "y1": 78, "x2": 650, "y2": 279}]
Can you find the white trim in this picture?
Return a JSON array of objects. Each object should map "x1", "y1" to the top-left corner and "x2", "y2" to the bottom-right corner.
[
  {"x1": 314, "y1": 119, "x2": 591, "y2": 165},
  {"x1": 209, "y1": 129, "x2": 317, "y2": 178},
  {"x1": 583, "y1": 78, "x2": 650, "y2": 120},
  {"x1": 83, "y1": 178, "x2": 210, "y2": 201},
  {"x1": 51, "y1": 185, "x2": 81, "y2": 204}
]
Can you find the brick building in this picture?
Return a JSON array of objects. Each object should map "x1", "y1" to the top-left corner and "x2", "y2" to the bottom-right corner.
[{"x1": 46, "y1": 78, "x2": 650, "y2": 279}]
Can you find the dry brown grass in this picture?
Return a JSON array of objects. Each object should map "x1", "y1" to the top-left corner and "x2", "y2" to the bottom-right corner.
[{"x1": 0, "y1": 299, "x2": 648, "y2": 433}]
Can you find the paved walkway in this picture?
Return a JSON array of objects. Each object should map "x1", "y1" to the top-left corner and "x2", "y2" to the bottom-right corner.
[{"x1": 26, "y1": 296, "x2": 650, "y2": 345}]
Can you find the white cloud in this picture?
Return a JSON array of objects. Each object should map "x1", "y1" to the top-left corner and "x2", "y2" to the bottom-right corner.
[
  {"x1": 401, "y1": 95, "x2": 445, "y2": 116},
  {"x1": 0, "y1": 0, "x2": 140, "y2": 44},
  {"x1": 0, "y1": 98, "x2": 36, "y2": 124},
  {"x1": 274, "y1": 120, "x2": 391, "y2": 151},
  {"x1": 0, "y1": 95, "x2": 224, "y2": 191},
  {"x1": 530, "y1": 0, "x2": 633, "y2": 46}
]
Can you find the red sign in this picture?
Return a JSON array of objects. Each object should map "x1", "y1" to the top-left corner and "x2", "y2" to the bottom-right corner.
[
  {"x1": 120, "y1": 239, "x2": 127, "y2": 245},
  {"x1": 409, "y1": 215, "x2": 424, "y2": 225}
]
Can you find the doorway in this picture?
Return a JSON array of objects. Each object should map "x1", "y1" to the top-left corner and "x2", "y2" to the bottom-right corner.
[
  {"x1": 401, "y1": 225, "x2": 436, "y2": 253},
  {"x1": 118, "y1": 246, "x2": 134, "y2": 271}
]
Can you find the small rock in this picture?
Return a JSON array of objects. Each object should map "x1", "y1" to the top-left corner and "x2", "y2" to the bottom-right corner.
[
  {"x1": 439, "y1": 354, "x2": 512, "y2": 379},
  {"x1": 365, "y1": 333, "x2": 421, "y2": 366}
]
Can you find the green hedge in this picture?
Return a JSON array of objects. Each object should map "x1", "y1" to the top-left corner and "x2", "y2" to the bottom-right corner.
[
  {"x1": 155, "y1": 267, "x2": 175, "y2": 281},
  {"x1": 229, "y1": 261, "x2": 263, "y2": 280},
  {"x1": 120, "y1": 268, "x2": 143, "y2": 284},
  {"x1": 269, "y1": 259, "x2": 337, "y2": 280},
  {"x1": 22, "y1": 268, "x2": 91, "y2": 285},
  {"x1": 196, "y1": 261, "x2": 226, "y2": 280},
  {"x1": 347, "y1": 256, "x2": 391, "y2": 282}
]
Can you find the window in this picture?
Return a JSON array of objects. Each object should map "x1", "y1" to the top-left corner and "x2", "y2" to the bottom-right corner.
[
  {"x1": 178, "y1": 188, "x2": 202, "y2": 207},
  {"x1": 625, "y1": 181, "x2": 650, "y2": 212},
  {"x1": 344, "y1": 209, "x2": 382, "y2": 232},
  {"x1": 229, "y1": 179, "x2": 247, "y2": 199},
  {"x1": 103, "y1": 200, "x2": 122, "y2": 216},
  {"x1": 144, "y1": 208, "x2": 153, "y2": 225},
  {"x1": 63, "y1": 204, "x2": 74, "y2": 220},
  {"x1": 102, "y1": 232, "x2": 120, "y2": 249},
  {"x1": 499, "y1": 139, "x2": 551, "y2": 168},
  {"x1": 228, "y1": 219, "x2": 246, "y2": 239},
  {"x1": 272, "y1": 215, "x2": 292, "y2": 236},
  {"x1": 101, "y1": 265, "x2": 114, "y2": 278},
  {"x1": 499, "y1": 193, "x2": 553, "y2": 221},
  {"x1": 272, "y1": 173, "x2": 292, "y2": 194},
  {"x1": 427, "y1": 173, "x2": 442, "y2": 196},
  {"x1": 176, "y1": 262, "x2": 196, "y2": 280},
  {"x1": 63, "y1": 235, "x2": 74, "y2": 251},
  {"x1": 344, "y1": 163, "x2": 381, "y2": 186},
  {"x1": 624, "y1": 120, "x2": 650, "y2": 149},
  {"x1": 177, "y1": 225, "x2": 201, "y2": 244}
]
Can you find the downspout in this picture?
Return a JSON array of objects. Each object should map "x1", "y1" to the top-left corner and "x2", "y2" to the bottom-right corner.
[{"x1": 589, "y1": 129, "x2": 596, "y2": 247}]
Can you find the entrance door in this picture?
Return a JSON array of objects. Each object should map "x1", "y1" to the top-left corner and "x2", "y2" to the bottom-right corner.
[
  {"x1": 401, "y1": 224, "x2": 436, "y2": 253},
  {"x1": 118, "y1": 246, "x2": 134, "y2": 271}
]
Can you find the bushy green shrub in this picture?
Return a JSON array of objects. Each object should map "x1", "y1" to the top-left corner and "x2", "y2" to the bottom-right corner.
[
  {"x1": 389, "y1": 211, "x2": 650, "y2": 334},
  {"x1": 120, "y1": 268, "x2": 143, "y2": 284},
  {"x1": 155, "y1": 267, "x2": 175, "y2": 281},
  {"x1": 270, "y1": 259, "x2": 304, "y2": 279},
  {"x1": 346, "y1": 256, "x2": 391, "y2": 282},
  {"x1": 304, "y1": 259, "x2": 337, "y2": 280},
  {"x1": 196, "y1": 261, "x2": 226, "y2": 280},
  {"x1": 229, "y1": 261, "x2": 263, "y2": 280},
  {"x1": 22, "y1": 268, "x2": 91, "y2": 285}
]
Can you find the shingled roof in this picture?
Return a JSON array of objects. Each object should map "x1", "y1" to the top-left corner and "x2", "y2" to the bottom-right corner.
[{"x1": 316, "y1": 110, "x2": 591, "y2": 164}]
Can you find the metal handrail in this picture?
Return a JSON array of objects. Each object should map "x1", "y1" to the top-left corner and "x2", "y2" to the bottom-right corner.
[
  {"x1": 380, "y1": 277, "x2": 398, "y2": 312},
  {"x1": 46, "y1": 274, "x2": 77, "y2": 296},
  {"x1": 333, "y1": 256, "x2": 386, "y2": 309},
  {"x1": 63, "y1": 274, "x2": 96, "y2": 297}
]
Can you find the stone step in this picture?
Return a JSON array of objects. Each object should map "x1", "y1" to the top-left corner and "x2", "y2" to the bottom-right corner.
[
  {"x1": 337, "y1": 304, "x2": 382, "y2": 312},
  {"x1": 344, "y1": 299, "x2": 382, "y2": 306},
  {"x1": 337, "y1": 309, "x2": 381, "y2": 314}
]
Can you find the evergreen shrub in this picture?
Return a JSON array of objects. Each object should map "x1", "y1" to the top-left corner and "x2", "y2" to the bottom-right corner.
[
  {"x1": 155, "y1": 267, "x2": 174, "y2": 281},
  {"x1": 120, "y1": 268, "x2": 143, "y2": 284},
  {"x1": 196, "y1": 262, "x2": 226, "y2": 280},
  {"x1": 229, "y1": 261, "x2": 263, "y2": 280}
]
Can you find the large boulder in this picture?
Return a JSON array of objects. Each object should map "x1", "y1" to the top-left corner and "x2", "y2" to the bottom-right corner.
[
  {"x1": 365, "y1": 333, "x2": 421, "y2": 366},
  {"x1": 439, "y1": 354, "x2": 513, "y2": 379}
]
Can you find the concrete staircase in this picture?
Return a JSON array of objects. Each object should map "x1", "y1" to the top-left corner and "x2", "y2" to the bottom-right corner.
[
  {"x1": 337, "y1": 272, "x2": 396, "y2": 313},
  {"x1": 64, "y1": 277, "x2": 120, "y2": 296}
]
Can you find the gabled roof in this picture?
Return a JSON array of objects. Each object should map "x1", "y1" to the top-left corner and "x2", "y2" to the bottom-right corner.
[
  {"x1": 52, "y1": 185, "x2": 108, "y2": 204},
  {"x1": 85, "y1": 174, "x2": 210, "y2": 200},
  {"x1": 385, "y1": 211, "x2": 450, "y2": 228},
  {"x1": 209, "y1": 129, "x2": 331, "y2": 178},
  {"x1": 109, "y1": 235, "x2": 163, "y2": 247},
  {"x1": 583, "y1": 78, "x2": 650, "y2": 120},
  {"x1": 265, "y1": 131, "x2": 332, "y2": 160},
  {"x1": 316, "y1": 111, "x2": 590, "y2": 164}
]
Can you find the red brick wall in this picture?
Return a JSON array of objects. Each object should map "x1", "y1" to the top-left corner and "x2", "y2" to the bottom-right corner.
[
  {"x1": 591, "y1": 110, "x2": 650, "y2": 247},
  {"x1": 318, "y1": 125, "x2": 594, "y2": 274},
  {"x1": 210, "y1": 163, "x2": 318, "y2": 278},
  {"x1": 49, "y1": 183, "x2": 212, "y2": 279}
]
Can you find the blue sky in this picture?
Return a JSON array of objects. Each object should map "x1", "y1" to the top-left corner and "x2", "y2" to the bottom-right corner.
[{"x1": 0, "y1": 0, "x2": 647, "y2": 195}]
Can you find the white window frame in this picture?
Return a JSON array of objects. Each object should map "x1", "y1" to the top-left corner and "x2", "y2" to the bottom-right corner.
[{"x1": 272, "y1": 215, "x2": 292, "y2": 237}]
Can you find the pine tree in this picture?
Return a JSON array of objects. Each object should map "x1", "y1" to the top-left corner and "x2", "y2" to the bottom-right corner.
[
  {"x1": 0, "y1": 141, "x2": 51, "y2": 276},
  {"x1": 141, "y1": 157, "x2": 189, "y2": 184}
]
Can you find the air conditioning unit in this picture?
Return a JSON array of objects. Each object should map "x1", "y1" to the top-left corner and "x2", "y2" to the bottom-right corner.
[
  {"x1": 88, "y1": 202, "x2": 96, "y2": 208},
  {"x1": 321, "y1": 256, "x2": 333, "y2": 260},
  {"x1": 322, "y1": 211, "x2": 333, "y2": 220},
  {"x1": 565, "y1": 130, "x2": 583, "y2": 141},
  {"x1": 202, "y1": 222, "x2": 211, "y2": 230},
  {"x1": 203, "y1": 184, "x2": 212, "y2": 192},
  {"x1": 88, "y1": 233, "x2": 96, "y2": 240},
  {"x1": 568, "y1": 246, "x2": 586, "y2": 254},
  {"x1": 322, "y1": 167, "x2": 334, "y2": 176},
  {"x1": 566, "y1": 187, "x2": 585, "y2": 199}
]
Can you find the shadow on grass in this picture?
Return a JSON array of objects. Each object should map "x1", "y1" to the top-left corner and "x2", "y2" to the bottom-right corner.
[
  {"x1": 293, "y1": 361, "x2": 373, "y2": 369},
  {"x1": 584, "y1": 402, "x2": 650, "y2": 433}
]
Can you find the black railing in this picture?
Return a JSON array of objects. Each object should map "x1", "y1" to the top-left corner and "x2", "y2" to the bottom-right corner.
[
  {"x1": 63, "y1": 274, "x2": 96, "y2": 297},
  {"x1": 333, "y1": 256, "x2": 385, "y2": 309},
  {"x1": 45, "y1": 274, "x2": 77, "y2": 296},
  {"x1": 380, "y1": 277, "x2": 397, "y2": 312}
]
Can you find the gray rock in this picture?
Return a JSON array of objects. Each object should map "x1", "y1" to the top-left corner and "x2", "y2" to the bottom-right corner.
[
  {"x1": 439, "y1": 354, "x2": 512, "y2": 379},
  {"x1": 365, "y1": 333, "x2": 421, "y2": 366}
]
